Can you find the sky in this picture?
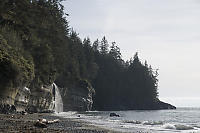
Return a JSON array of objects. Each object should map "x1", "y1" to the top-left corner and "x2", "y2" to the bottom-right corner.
[{"x1": 62, "y1": 0, "x2": 200, "y2": 107}]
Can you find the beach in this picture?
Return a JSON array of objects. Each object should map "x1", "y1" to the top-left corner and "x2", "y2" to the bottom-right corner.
[
  {"x1": 1, "y1": 109, "x2": 199, "y2": 133},
  {"x1": 0, "y1": 113, "x2": 122, "y2": 133}
]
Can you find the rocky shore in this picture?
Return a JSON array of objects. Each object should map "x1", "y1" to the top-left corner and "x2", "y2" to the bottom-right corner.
[{"x1": 0, "y1": 113, "x2": 120, "y2": 133}]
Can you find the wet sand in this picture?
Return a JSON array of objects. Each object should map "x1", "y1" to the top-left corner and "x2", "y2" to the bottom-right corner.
[
  {"x1": 0, "y1": 113, "x2": 117, "y2": 133},
  {"x1": 0, "y1": 113, "x2": 150, "y2": 133}
]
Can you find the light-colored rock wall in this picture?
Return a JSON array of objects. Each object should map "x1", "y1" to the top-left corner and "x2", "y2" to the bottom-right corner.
[
  {"x1": 0, "y1": 87, "x2": 18, "y2": 105},
  {"x1": 14, "y1": 87, "x2": 30, "y2": 111},
  {"x1": 26, "y1": 85, "x2": 54, "y2": 113},
  {"x1": 60, "y1": 81, "x2": 95, "y2": 111},
  {"x1": 0, "y1": 80, "x2": 95, "y2": 113}
]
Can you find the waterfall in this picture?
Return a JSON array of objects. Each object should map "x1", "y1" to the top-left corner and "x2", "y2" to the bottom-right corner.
[{"x1": 53, "y1": 83, "x2": 63, "y2": 113}]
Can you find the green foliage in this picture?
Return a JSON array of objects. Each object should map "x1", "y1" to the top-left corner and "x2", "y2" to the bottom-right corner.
[
  {"x1": 99, "y1": 36, "x2": 109, "y2": 55},
  {"x1": 0, "y1": 34, "x2": 34, "y2": 90},
  {"x1": 109, "y1": 42, "x2": 121, "y2": 60},
  {"x1": 92, "y1": 42, "x2": 159, "y2": 110}
]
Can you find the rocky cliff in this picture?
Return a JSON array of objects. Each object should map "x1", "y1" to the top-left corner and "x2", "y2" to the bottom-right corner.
[
  {"x1": 0, "y1": 80, "x2": 95, "y2": 114},
  {"x1": 59, "y1": 80, "x2": 95, "y2": 111},
  {"x1": 0, "y1": 85, "x2": 54, "y2": 113},
  {"x1": 14, "y1": 87, "x2": 30, "y2": 112},
  {"x1": 26, "y1": 85, "x2": 54, "y2": 113},
  {"x1": 0, "y1": 87, "x2": 18, "y2": 114}
]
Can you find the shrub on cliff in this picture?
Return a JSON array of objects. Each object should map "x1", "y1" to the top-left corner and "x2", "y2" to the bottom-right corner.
[{"x1": 0, "y1": 34, "x2": 34, "y2": 90}]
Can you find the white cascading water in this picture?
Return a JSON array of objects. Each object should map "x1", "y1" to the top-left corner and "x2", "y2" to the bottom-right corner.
[{"x1": 53, "y1": 83, "x2": 63, "y2": 113}]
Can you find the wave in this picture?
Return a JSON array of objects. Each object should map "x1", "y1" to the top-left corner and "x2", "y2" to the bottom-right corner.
[
  {"x1": 56, "y1": 111, "x2": 200, "y2": 133},
  {"x1": 163, "y1": 123, "x2": 194, "y2": 130},
  {"x1": 163, "y1": 123, "x2": 176, "y2": 129},
  {"x1": 123, "y1": 120, "x2": 141, "y2": 124},
  {"x1": 142, "y1": 121, "x2": 163, "y2": 125},
  {"x1": 124, "y1": 120, "x2": 195, "y2": 131},
  {"x1": 175, "y1": 124, "x2": 194, "y2": 130},
  {"x1": 123, "y1": 120, "x2": 164, "y2": 125}
]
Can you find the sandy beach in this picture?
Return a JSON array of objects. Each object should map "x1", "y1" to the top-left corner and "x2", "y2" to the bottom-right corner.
[{"x1": 0, "y1": 113, "x2": 122, "y2": 133}]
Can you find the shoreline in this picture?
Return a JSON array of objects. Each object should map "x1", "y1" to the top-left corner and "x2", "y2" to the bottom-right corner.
[
  {"x1": 0, "y1": 113, "x2": 120, "y2": 133},
  {"x1": 0, "y1": 112, "x2": 152, "y2": 133}
]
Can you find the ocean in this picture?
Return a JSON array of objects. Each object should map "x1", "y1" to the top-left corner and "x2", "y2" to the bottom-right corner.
[{"x1": 56, "y1": 108, "x2": 200, "y2": 133}]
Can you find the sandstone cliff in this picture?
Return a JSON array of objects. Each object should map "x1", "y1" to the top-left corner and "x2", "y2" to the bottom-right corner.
[
  {"x1": 59, "y1": 80, "x2": 95, "y2": 111},
  {"x1": 0, "y1": 80, "x2": 95, "y2": 113},
  {"x1": 26, "y1": 85, "x2": 54, "y2": 113}
]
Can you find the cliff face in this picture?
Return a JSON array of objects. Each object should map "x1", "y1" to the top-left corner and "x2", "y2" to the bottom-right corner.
[
  {"x1": 0, "y1": 80, "x2": 95, "y2": 113},
  {"x1": 0, "y1": 82, "x2": 175, "y2": 113},
  {"x1": 0, "y1": 87, "x2": 18, "y2": 106},
  {"x1": 60, "y1": 80, "x2": 95, "y2": 111},
  {"x1": 0, "y1": 87, "x2": 18, "y2": 114},
  {"x1": 14, "y1": 87, "x2": 30, "y2": 112},
  {"x1": 26, "y1": 85, "x2": 54, "y2": 113},
  {"x1": 0, "y1": 85, "x2": 54, "y2": 113}
]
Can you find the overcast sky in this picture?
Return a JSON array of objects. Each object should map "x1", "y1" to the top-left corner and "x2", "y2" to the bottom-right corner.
[{"x1": 63, "y1": 0, "x2": 200, "y2": 107}]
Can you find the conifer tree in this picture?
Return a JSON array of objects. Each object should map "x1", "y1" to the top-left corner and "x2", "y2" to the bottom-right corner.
[
  {"x1": 109, "y1": 42, "x2": 121, "y2": 60},
  {"x1": 99, "y1": 36, "x2": 109, "y2": 55}
]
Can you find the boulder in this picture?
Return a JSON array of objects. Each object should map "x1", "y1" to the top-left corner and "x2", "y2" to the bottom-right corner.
[
  {"x1": 34, "y1": 121, "x2": 47, "y2": 128},
  {"x1": 110, "y1": 113, "x2": 120, "y2": 117},
  {"x1": 0, "y1": 104, "x2": 16, "y2": 114}
]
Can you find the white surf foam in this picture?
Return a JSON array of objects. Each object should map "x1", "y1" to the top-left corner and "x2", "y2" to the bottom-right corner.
[
  {"x1": 143, "y1": 121, "x2": 163, "y2": 125},
  {"x1": 175, "y1": 124, "x2": 194, "y2": 130},
  {"x1": 123, "y1": 120, "x2": 142, "y2": 124},
  {"x1": 163, "y1": 123, "x2": 194, "y2": 130}
]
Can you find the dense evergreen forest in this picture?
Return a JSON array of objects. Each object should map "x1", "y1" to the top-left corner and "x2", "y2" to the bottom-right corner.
[{"x1": 0, "y1": 0, "x2": 172, "y2": 110}]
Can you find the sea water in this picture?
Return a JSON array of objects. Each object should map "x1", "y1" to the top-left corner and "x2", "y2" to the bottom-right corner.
[{"x1": 56, "y1": 108, "x2": 200, "y2": 133}]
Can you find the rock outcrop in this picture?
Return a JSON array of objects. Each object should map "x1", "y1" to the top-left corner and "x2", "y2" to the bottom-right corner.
[
  {"x1": 0, "y1": 78, "x2": 96, "y2": 114},
  {"x1": 0, "y1": 86, "x2": 32, "y2": 114},
  {"x1": 15, "y1": 87, "x2": 30, "y2": 112},
  {"x1": 0, "y1": 87, "x2": 19, "y2": 114},
  {"x1": 60, "y1": 80, "x2": 95, "y2": 111},
  {"x1": 110, "y1": 113, "x2": 120, "y2": 117},
  {"x1": 26, "y1": 85, "x2": 54, "y2": 113},
  {"x1": 136, "y1": 100, "x2": 176, "y2": 110},
  {"x1": 156, "y1": 101, "x2": 176, "y2": 110},
  {"x1": 0, "y1": 84, "x2": 55, "y2": 113}
]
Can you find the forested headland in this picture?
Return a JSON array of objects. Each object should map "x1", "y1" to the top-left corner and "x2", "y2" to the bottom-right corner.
[{"x1": 0, "y1": 0, "x2": 175, "y2": 111}]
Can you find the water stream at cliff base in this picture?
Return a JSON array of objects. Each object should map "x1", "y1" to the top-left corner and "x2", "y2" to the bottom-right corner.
[{"x1": 53, "y1": 83, "x2": 63, "y2": 113}]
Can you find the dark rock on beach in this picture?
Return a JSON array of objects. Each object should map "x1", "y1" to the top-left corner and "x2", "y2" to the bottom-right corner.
[
  {"x1": 0, "y1": 104, "x2": 16, "y2": 114},
  {"x1": 110, "y1": 113, "x2": 120, "y2": 117},
  {"x1": 34, "y1": 121, "x2": 47, "y2": 128}
]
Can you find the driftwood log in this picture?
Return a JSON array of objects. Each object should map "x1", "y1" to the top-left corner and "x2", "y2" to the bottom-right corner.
[{"x1": 34, "y1": 118, "x2": 60, "y2": 128}]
